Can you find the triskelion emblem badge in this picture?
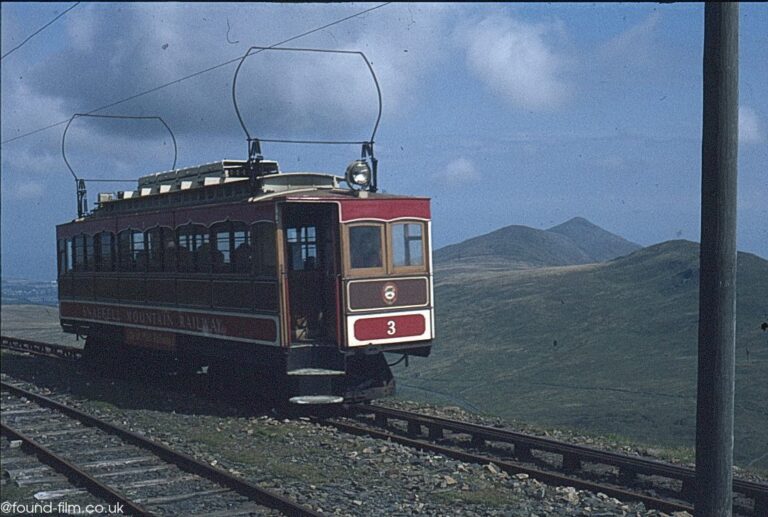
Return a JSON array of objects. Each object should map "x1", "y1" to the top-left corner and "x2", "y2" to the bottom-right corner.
[{"x1": 382, "y1": 283, "x2": 398, "y2": 305}]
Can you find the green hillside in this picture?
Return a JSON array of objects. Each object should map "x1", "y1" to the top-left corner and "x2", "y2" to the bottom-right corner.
[{"x1": 397, "y1": 240, "x2": 768, "y2": 469}]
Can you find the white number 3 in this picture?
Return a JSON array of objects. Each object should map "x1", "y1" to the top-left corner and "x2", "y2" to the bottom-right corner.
[{"x1": 387, "y1": 320, "x2": 397, "y2": 335}]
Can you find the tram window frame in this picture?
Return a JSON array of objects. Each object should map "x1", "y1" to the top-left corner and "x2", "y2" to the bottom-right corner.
[
  {"x1": 252, "y1": 222, "x2": 276, "y2": 278},
  {"x1": 211, "y1": 222, "x2": 232, "y2": 274},
  {"x1": 231, "y1": 222, "x2": 250, "y2": 275},
  {"x1": 286, "y1": 225, "x2": 319, "y2": 271},
  {"x1": 146, "y1": 227, "x2": 166, "y2": 273},
  {"x1": 57, "y1": 239, "x2": 68, "y2": 276},
  {"x1": 84, "y1": 234, "x2": 95, "y2": 272},
  {"x1": 389, "y1": 221, "x2": 427, "y2": 273},
  {"x1": 177, "y1": 224, "x2": 210, "y2": 273},
  {"x1": 162, "y1": 228, "x2": 176, "y2": 272},
  {"x1": 117, "y1": 230, "x2": 132, "y2": 271},
  {"x1": 73, "y1": 235, "x2": 86, "y2": 272},
  {"x1": 96, "y1": 232, "x2": 115, "y2": 272},
  {"x1": 67, "y1": 239, "x2": 75, "y2": 273},
  {"x1": 117, "y1": 229, "x2": 145, "y2": 272},
  {"x1": 345, "y1": 223, "x2": 386, "y2": 276},
  {"x1": 132, "y1": 230, "x2": 147, "y2": 272}
]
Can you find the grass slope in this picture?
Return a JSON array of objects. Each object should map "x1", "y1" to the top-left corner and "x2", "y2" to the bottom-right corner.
[{"x1": 397, "y1": 240, "x2": 768, "y2": 469}]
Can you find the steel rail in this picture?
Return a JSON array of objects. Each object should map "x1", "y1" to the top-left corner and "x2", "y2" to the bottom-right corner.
[
  {"x1": 0, "y1": 422, "x2": 151, "y2": 515},
  {"x1": 0, "y1": 381, "x2": 320, "y2": 517},
  {"x1": 353, "y1": 405, "x2": 768, "y2": 515},
  {"x1": 322, "y1": 417, "x2": 694, "y2": 514}
]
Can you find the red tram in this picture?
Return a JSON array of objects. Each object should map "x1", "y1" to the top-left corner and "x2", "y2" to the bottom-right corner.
[{"x1": 56, "y1": 159, "x2": 434, "y2": 403}]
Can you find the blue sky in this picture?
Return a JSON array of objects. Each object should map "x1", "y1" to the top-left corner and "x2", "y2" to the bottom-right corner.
[{"x1": 1, "y1": 3, "x2": 766, "y2": 280}]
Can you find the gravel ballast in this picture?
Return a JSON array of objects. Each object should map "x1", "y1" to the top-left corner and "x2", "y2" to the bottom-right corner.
[{"x1": 2, "y1": 350, "x2": 761, "y2": 516}]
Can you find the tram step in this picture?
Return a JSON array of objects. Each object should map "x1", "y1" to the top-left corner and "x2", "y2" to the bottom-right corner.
[{"x1": 287, "y1": 368, "x2": 345, "y2": 376}]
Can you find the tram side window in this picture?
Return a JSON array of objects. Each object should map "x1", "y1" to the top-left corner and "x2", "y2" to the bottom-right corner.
[
  {"x1": 73, "y1": 235, "x2": 86, "y2": 272},
  {"x1": 84, "y1": 235, "x2": 95, "y2": 272},
  {"x1": 57, "y1": 239, "x2": 68, "y2": 276},
  {"x1": 392, "y1": 222, "x2": 425, "y2": 268},
  {"x1": 252, "y1": 222, "x2": 276, "y2": 277},
  {"x1": 96, "y1": 232, "x2": 114, "y2": 272},
  {"x1": 177, "y1": 224, "x2": 210, "y2": 273},
  {"x1": 132, "y1": 231, "x2": 147, "y2": 272},
  {"x1": 232, "y1": 222, "x2": 250, "y2": 274},
  {"x1": 67, "y1": 239, "x2": 75, "y2": 273},
  {"x1": 117, "y1": 230, "x2": 144, "y2": 272},
  {"x1": 211, "y1": 223, "x2": 231, "y2": 273},
  {"x1": 118, "y1": 230, "x2": 132, "y2": 271},
  {"x1": 349, "y1": 225, "x2": 383, "y2": 269},
  {"x1": 162, "y1": 228, "x2": 176, "y2": 272},
  {"x1": 146, "y1": 227, "x2": 164, "y2": 272}
]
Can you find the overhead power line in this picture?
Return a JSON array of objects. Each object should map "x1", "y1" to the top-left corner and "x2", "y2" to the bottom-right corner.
[
  {"x1": 1, "y1": 2, "x2": 81, "y2": 61},
  {"x1": 1, "y1": 2, "x2": 391, "y2": 147}
]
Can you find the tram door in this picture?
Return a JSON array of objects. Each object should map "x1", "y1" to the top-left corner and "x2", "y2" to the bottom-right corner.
[{"x1": 282, "y1": 204, "x2": 339, "y2": 344}]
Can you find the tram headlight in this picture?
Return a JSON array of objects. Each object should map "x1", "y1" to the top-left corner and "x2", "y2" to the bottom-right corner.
[{"x1": 345, "y1": 160, "x2": 371, "y2": 189}]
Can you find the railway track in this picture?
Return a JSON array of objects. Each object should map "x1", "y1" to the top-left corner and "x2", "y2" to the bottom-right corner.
[
  {"x1": 333, "y1": 405, "x2": 768, "y2": 516},
  {"x1": 4, "y1": 335, "x2": 768, "y2": 515},
  {"x1": 0, "y1": 380, "x2": 319, "y2": 516}
]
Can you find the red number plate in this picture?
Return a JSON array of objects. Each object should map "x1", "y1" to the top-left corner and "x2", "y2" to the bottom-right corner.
[{"x1": 353, "y1": 314, "x2": 426, "y2": 341}]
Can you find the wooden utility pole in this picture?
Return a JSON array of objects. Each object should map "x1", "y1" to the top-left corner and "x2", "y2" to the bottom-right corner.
[{"x1": 695, "y1": 3, "x2": 739, "y2": 516}]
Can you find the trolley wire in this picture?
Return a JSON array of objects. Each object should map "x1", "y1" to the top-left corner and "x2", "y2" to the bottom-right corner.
[
  {"x1": 1, "y1": 3, "x2": 81, "y2": 61},
  {"x1": 0, "y1": 3, "x2": 391, "y2": 147}
]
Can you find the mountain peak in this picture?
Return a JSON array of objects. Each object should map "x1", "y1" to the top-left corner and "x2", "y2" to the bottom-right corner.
[
  {"x1": 547, "y1": 217, "x2": 641, "y2": 262},
  {"x1": 548, "y1": 217, "x2": 599, "y2": 231},
  {"x1": 435, "y1": 217, "x2": 642, "y2": 268}
]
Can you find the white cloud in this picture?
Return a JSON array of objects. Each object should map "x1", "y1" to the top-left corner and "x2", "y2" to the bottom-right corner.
[
  {"x1": 8, "y1": 4, "x2": 451, "y2": 143},
  {"x1": 0, "y1": 4, "x2": 454, "y2": 194},
  {"x1": 740, "y1": 106, "x2": 764, "y2": 144},
  {"x1": 598, "y1": 11, "x2": 660, "y2": 67},
  {"x1": 434, "y1": 157, "x2": 481, "y2": 187},
  {"x1": 456, "y1": 14, "x2": 569, "y2": 110}
]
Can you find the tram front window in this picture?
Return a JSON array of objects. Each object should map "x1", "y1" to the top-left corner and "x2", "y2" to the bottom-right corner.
[{"x1": 349, "y1": 225, "x2": 383, "y2": 269}]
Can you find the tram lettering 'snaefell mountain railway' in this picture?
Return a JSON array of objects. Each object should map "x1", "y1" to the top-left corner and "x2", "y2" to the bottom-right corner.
[{"x1": 55, "y1": 47, "x2": 434, "y2": 405}]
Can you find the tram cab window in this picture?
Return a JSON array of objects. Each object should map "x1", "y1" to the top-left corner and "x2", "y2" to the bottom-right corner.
[
  {"x1": 392, "y1": 222, "x2": 425, "y2": 268},
  {"x1": 349, "y1": 225, "x2": 383, "y2": 270}
]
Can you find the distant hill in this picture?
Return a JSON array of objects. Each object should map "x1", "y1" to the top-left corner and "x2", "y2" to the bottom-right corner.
[
  {"x1": 547, "y1": 217, "x2": 642, "y2": 262},
  {"x1": 434, "y1": 217, "x2": 641, "y2": 268},
  {"x1": 397, "y1": 240, "x2": 768, "y2": 469}
]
